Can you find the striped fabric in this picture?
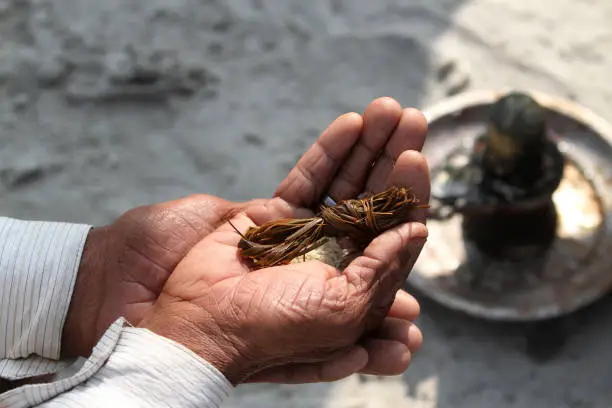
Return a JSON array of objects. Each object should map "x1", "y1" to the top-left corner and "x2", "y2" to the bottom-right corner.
[
  {"x1": 0, "y1": 217, "x2": 90, "y2": 380},
  {"x1": 0, "y1": 217, "x2": 233, "y2": 407}
]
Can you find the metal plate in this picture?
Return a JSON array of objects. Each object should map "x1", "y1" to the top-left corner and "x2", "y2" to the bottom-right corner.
[{"x1": 407, "y1": 89, "x2": 612, "y2": 321}]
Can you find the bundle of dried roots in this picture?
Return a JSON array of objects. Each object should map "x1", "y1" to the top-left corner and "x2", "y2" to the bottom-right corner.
[{"x1": 231, "y1": 186, "x2": 427, "y2": 270}]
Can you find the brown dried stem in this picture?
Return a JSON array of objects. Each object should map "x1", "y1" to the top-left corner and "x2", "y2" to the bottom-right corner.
[{"x1": 231, "y1": 186, "x2": 427, "y2": 269}]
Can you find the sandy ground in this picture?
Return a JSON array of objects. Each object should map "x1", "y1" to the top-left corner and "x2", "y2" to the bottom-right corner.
[{"x1": 2, "y1": 0, "x2": 612, "y2": 407}]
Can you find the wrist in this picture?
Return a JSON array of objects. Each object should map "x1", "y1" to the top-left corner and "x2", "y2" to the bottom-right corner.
[
  {"x1": 61, "y1": 226, "x2": 111, "y2": 357},
  {"x1": 138, "y1": 298, "x2": 254, "y2": 385}
]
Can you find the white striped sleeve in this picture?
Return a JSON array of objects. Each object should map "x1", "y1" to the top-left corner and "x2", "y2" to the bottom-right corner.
[
  {"x1": 0, "y1": 318, "x2": 233, "y2": 408},
  {"x1": 0, "y1": 217, "x2": 91, "y2": 380},
  {"x1": 0, "y1": 216, "x2": 234, "y2": 408}
]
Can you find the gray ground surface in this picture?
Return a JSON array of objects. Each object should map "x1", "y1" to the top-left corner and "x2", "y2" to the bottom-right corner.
[{"x1": 2, "y1": 0, "x2": 612, "y2": 406}]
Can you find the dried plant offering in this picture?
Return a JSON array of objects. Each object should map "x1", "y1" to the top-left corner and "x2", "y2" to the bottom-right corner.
[{"x1": 230, "y1": 186, "x2": 427, "y2": 270}]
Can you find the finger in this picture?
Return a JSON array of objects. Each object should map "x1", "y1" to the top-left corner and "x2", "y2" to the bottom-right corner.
[
  {"x1": 145, "y1": 194, "x2": 251, "y2": 245},
  {"x1": 366, "y1": 108, "x2": 428, "y2": 193},
  {"x1": 215, "y1": 212, "x2": 256, "y2": 239},
  {"x1": 345, "y1": 222, "x2": 428, "y2": 293},
  {"x1": 342, "y1": 222, "x2": 428, "y2": 325},
  {"x1": 246, "y1": 346, "x2": 368, "y2": 384},
  {"x1": 387, "y1": 150, "x2": 431, "y2": 224},
  {"x1": 358, "y1": 319, "x2": 423, "y2": 375},
  {"x1": 248, "y1": 325, "x2": 421, "y2": 383},
  {"x1": 358, "y1": 339, "x2": 411, "y2": 376},
  {"x1": 274, "y1": 113, "x2": 363, "y2": 208},
  {"x1": 387, "y1": 289, "x2": 420, "y2": 321},
  {"x1": 341, "y1": 151, "x2": 429, "y2": 295},
  {"x1": 326, "y1": 97, "x2": 403, "y2": 201},
  {"x1": 246, "y1": 197, "x2": 315, "y2": 226},
  {"x1": 372, "y1": 318, "x2": 423, "y2": 353}
]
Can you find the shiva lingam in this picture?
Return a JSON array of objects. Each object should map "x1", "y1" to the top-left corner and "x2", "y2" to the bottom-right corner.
[
  {"x1": 408, "y1": 90, "x2": 612, "y2": 322},
  {"x1": 429, "y1": 92, "x2": 565, "y2": 261}
]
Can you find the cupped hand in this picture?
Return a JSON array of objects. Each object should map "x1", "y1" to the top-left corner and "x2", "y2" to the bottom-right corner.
[
  {"x1": 140, "y1": 97, "x2": 430, "y2": 384},
  {"x1": 62, "y1": 97, "x2": 429, "y2": 383},
  {"x1": 61, "y1": 193, "x2": 265, "y2": 357}
]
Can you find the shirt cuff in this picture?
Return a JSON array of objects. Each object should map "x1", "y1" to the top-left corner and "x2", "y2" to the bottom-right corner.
[
  {"x1": 0, "y1": 217, "x2": 91, "y2": 374},
  {"x1": 0, "y1": 318, "x2": 234, "y2": 408}
]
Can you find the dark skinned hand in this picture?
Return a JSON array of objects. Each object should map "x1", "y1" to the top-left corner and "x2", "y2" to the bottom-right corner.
[{"x1": 62, "y1": 97, "x2": 429, "y2": 383}]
